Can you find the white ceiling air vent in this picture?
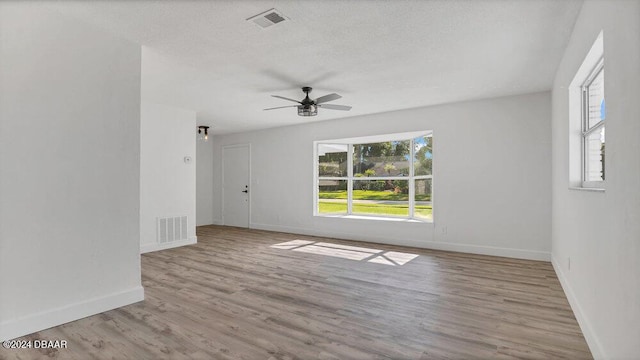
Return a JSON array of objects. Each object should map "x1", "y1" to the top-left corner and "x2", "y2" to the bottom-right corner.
[{"x1": 247, "y1": 8, "x2": 288, "y2": 29}]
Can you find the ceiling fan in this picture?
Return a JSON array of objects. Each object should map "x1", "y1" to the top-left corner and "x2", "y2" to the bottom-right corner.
[{"x1": 264, "y1": 87, "x2": 352, "y2": 116}]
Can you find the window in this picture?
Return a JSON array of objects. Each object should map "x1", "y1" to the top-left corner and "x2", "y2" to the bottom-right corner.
[
  {"x1": 315, "y1": 132, "x2": 433, "y2": 221},
  {"x1": 569, "y1": 31, "x2": 605, "y2": 190},
  {"x1": 582, "y1": 59, "x2": 605, "y2": 185}
]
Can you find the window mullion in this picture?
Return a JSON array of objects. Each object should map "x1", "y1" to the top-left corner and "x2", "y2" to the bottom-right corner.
[
  {"x1": 582, "y1": 86, "x2": 588, "y2": 182},
  {"x1": 582, "y1": 86, "x2": 588, "y2": 132},
  {"x1": 314, "y1": 143, "x2": 318, "y2": 215},
  {"x1": 361, "y1": 176, "x2": 410, "y2": 181},
  {"x1": 409, "y1": 138, "x2": 415, "y2": 219},
  {"x1": 347, "y1": 143, "x2": 353, "y2": 215}
]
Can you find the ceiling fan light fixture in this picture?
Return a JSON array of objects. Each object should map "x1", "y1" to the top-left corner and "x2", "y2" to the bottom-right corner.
[{"x1": 298, "y1": 105, "x2": 317, "y2": 117}]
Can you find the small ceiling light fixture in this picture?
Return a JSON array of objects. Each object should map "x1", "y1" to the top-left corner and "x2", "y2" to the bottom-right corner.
[{"x1": 197, "y1": 126, "x2": 210, "y2": 141}]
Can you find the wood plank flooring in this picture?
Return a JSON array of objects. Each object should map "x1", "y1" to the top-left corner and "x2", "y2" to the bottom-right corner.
[{"x1": 1, "y1": 225, "x2": 592, "y2": 359}]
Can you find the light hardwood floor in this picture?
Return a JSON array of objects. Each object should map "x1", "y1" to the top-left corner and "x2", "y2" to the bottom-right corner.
[{"x1": 1, "y1": 225, "x2": 591, "y2": 359}]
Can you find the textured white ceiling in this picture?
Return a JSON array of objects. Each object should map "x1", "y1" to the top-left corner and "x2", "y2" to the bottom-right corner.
[{"x1": 47, "y1": 0, "x2": 583, "y2": 134}]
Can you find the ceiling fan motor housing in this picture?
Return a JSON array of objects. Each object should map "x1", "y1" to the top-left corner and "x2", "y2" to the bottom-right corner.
[{"x1": 301, "y1": 87, "x2": 314, "y2": 105}]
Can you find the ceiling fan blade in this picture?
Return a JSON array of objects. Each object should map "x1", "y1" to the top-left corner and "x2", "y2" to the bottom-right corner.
[
  {"x1": 314, "y1": 93, "x2": 342, "y2": 104},
  {"x1": 263, "y1": 105, "x2": 299, "y2": 111},
  {"x1": 319, "y1": 104, "x2": 352, "y2": 111},
  {"x1": 271, "y1": 95, "x2": 302, "y2": 104}
]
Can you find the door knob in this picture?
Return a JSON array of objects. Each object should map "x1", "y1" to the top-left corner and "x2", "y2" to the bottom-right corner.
[{"x1": 242, "y1": 189, "x2": 248, "y2": 193}]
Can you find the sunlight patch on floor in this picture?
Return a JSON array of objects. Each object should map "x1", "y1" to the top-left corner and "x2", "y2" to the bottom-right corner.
[
  {"x1": 293, "y1": 244, "x2": 376, "y2": 260},
  {"x1": 270, "y1": 239, "x2": 315, "y2": 250},
  {"x1": 270, "y1": 240, "x2": 418, "y2": 266},
  {"x1": 369, "y1": 251, "x2": 419, "y2": 265}
]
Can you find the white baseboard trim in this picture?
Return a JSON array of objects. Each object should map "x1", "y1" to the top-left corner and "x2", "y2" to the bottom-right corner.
[
  {"x1": 249, "y1": 222, "x2": 550, "y2": 261},
  {"x1": 0, "y1": 286, "x2": 144, "y2": 342},
  {"x1": 551, "y1": 255, "x2": 604, "y2": 359},
  {"x1": 140, "y1": 236, "x2": 197, "y2": 254},
  {"x1": 211, "y1": 218, "x2": 223, "y2": 225}
]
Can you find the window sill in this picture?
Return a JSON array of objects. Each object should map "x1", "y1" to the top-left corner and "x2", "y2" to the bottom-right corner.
[
  {"x1": 315, "y1": 214, "x2": 433, "y2": 224},
  {"x1": 568, "y1": 186, "x2": 605, "y2": 193}
]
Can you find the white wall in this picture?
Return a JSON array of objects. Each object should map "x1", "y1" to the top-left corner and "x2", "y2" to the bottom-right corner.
[
  {"x1": 196, "y1": 135, "x2": 214, "y2": 226},
  {"x1": 0, "y1": 4, "x2": 143, "y2": 341},
  {"x1": 551, "y1": 1, "x2": 640, "y2": 358},
  {"x1": 212, "y1": 92, "x2": 552, "y2": 260},
  {"x1": 140, "y1": 103, "x2": 197, "y2": 253}
]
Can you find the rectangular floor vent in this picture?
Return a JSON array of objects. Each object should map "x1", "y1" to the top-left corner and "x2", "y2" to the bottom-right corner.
[{"x1": 157, "y1": 216, "x2": 188, "y2": 244}]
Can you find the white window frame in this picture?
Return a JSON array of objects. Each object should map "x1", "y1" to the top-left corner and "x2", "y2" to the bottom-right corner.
[
  {"x1": 314, "y1": 132, "x2": 433, "y2": 222},
  {"x1": 568, "y1": 30, "x2": 604, "y2": 191},
  {"x1": 581, "y1": 57, "x2": 605, "y2": 188}
]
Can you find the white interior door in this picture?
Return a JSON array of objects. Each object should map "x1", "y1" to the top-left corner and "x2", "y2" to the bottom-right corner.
[{"x1": 223, "y1": 144, "x2": 250, "y2": 227}]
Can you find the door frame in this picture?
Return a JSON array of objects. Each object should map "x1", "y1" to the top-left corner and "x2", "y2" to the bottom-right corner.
[{"x1": 221, "y1": 143, "x2": 251, "y2": 228}]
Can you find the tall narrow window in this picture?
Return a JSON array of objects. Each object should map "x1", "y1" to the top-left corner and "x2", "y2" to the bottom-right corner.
[
  {"x1": 315, "y1": 132, "x2": 433, "y2": 221},
  {"x1": 569, "y1": 31, "x2": 604, "y2": 189},
  {"x1": 317, "y1": 144, "x2": 348, "y2": 215},
  {"x1": 413, "y1": 135, "x2": 433, "y2": 220},
  {"x1": 582, "y1": 59, "x2": 605, "y2": 186}
]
